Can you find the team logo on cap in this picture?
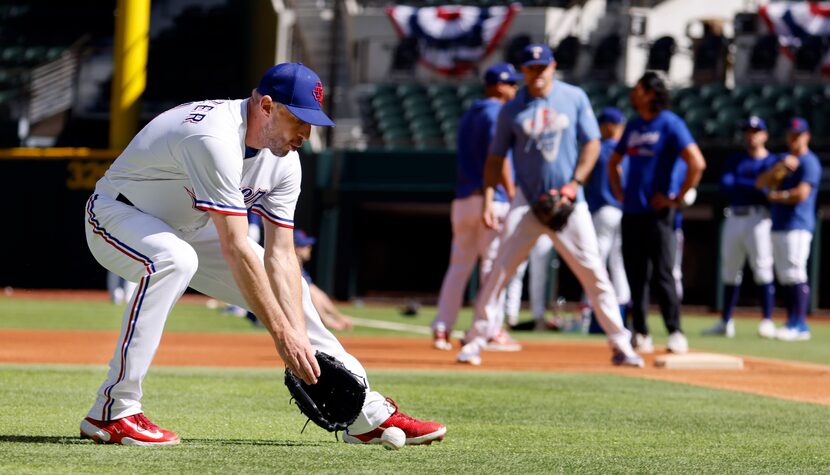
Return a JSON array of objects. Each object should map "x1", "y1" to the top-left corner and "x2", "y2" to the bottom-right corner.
[
  {"x1": 531, "y1": 46, "x2": 543, "y2": 59},
  {"x1": 312, "y1": 81, "x2": 324, "y2": 107}
]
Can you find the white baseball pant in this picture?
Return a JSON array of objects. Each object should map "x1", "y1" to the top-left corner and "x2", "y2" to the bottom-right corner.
[
  {"x1": 673, "y1": 229, "x2": 685, "y2": 301},
  {"x1": 504, "y1": 235, "x2": 552, "y2": 325},
  {"x1": 720, "y1": 209, "x2": 774, "y2": 285},
  {"x1": 84, "y1": 190, "x2": 393, "y2": 434},
  {"x1": 468, "y1": 191, "x2": 633, "y2": 351},
  {"x1": 591, "y1": 205, "x2": 629, "y2": 305},
  {"x1": 432, "y1": 195, "x2": 510, "y2": 332},
  {"x1": 771, "y1": 230, "x2": 813, "y2": 285}
]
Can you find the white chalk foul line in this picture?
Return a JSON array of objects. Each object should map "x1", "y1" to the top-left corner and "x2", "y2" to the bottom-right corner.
[{"x1": 349, "y1": 317, "x2": 465, "y2": 339}]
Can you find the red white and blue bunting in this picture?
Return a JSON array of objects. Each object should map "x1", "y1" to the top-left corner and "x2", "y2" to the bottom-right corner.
[
  {"x1": 386, "y1": 4, "x2": 521, "y2": 76},
  {"x1": 759, "y1": 1, "x2": 830, "y2": 73}
]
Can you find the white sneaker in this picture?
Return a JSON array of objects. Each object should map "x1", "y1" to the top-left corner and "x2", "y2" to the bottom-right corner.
[
  {"x1": 432, "y1": 328, "x2": 453, "y2": 351},
  {"x1": 456, "y1": 340, "x2": 482, "y2": 366},
  {"x1": 667, "y1": 331, "x2": 689, "y2": 354},
  {"x1": 483, "y1": 330, "x2": 522, "y2": 352},
  {"x1": 632, "y1": 333, "x2": 654, "y2": 354},
  {"x1": 775, "y1": 326, "x2": 811, "y2": 342},
  {"x1": 702, "y1": 320, "x2": 735, "y2": 338},
  {"x1": 758, "y1": 319, "x2": 776, "y2": 339}
]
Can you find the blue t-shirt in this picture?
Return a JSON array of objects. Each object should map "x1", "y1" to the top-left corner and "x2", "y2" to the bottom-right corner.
[
  {"x1": 585, "y1": 138, "x2": 625, "y2": 213},
  {"x1": 490, "y1": 81, "x2": 600, "y2": 202},
  {"x1": 615, "y1": 111, "x2": 695, "y2": 214},
  {"x1": 770, "y1": 150, "x2": 822, "y2": 232},
  {"x1": 720, "y1": 151, "x2": 776, "y2": 208},
  {"x1": 455, "y1": 98, "x2": 509, "y2": 203}
]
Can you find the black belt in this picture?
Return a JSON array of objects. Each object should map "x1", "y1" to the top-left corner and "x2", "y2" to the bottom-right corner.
[
  {"x1": 116, "y1": 193, "x2": 134, "y2": 206},
  {"x1": 731, "y1": 205, "x2": 764, "y2": 216}
]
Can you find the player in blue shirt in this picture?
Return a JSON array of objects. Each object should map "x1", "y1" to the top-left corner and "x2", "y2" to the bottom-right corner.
[
  {"x1": 703, "y1": 117, "x2": 777, "y2": 338},
  {"x1": 608, "y1": 71, "x2": 706, "y2": 355},
  {"x1": 456, "y1": 44, "x2": 643, "y2": 368},
  {"x1": 755, "y1": 118, "x2": 822, "y2": 341},
  {"x1": 432, "y1": 63, "x2": 520, "y2": 350},
  {"x1": 583, "y1": 107, "x2": 630, "y2": 332}
]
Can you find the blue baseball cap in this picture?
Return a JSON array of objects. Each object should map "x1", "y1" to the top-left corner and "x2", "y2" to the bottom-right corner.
[
  {"x1": 520, "y1": 44, "x2": 555, "y2": 67},
  {"x1": 484, "y1": 63, "x2": 521, "y2": 85},
  {"x1": 257, "y1": 63, "x2": 335, "y2": 127},
  {"x1": 294, "y1": 229, "x2": 316, "y2": 247},
  {"x1": 598, "y1": 107, "x2": 625, "y2": 124},
  {"x1": 743, "y1": 116, "x2": 767, "y2": 131},
  {"x1": 787, "y1": 117, "x2": 809, "y2": 133}
]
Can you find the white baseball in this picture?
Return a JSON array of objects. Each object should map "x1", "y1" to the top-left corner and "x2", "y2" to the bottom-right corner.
[
  {"x1": 380, "y1": 427, "x2": 406, "y2": 450},
  {"x1": 682, "y1": 188, "x2": 697, "y2": 207}
]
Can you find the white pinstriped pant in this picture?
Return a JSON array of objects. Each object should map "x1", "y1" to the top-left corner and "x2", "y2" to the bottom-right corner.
[{"x1": 84, "y1": 188, "x2": 392, "y2": 434}]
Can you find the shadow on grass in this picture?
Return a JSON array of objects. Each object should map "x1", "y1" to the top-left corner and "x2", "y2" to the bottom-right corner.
[
  {"x1": 0, "y1": 434, "x2": 331, "y2": 447},
  {"x1": 0, "y1": 435, "x2": 86, "y2": 445}
]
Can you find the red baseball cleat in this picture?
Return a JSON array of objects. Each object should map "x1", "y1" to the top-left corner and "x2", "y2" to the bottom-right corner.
[
  {"x1": 80, "y1": 413, "x2": 181, "y2": 446},
  {"x1": 343, "y1": 398, "x2": 446, "y2": 446}
]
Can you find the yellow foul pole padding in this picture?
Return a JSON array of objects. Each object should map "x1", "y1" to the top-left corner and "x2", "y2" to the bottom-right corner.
[{"x1": 109, "y1": 0, "x2": 151, "y2": 150}]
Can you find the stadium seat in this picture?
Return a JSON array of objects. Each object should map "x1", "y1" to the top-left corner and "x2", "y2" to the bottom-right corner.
[
  {"x1": 741, "y1": 95, "x2": 772, "y2": 113},
  {"x1": 427, "y1": 83, "x2": 457, "y2": 98},
  {"x1": 371, "y1": 93, "x2": 399, "y2": 110},
  {"x1": 731, "y1": 84, "x2": 761, "y2": 103},
  {"x1": 457, "y1": 83, "x2": 484, "y2": 101},
  {"x1": 761, "y1": 84, "x2": 788, "y2": 100},
  {"x1": 774, "y1": 95, "x2": 799, "y2": 117},
  {"x1": 397, "y1": 83, "x2": 427, "y2": 98},
  {"x1": 647, "y1": 36, "x2": 676, "y2": 72},
  {"x1": 699, "y1": 83, "x2": 727, "y2": 102},
  {"x1": 710, "y1": 94, "x2": 740, "y2": 111}
]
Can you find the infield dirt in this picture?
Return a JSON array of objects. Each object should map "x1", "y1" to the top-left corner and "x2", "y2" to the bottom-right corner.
[{"x1": 1, "y1": 329, "x2": 828, "y2": 406}]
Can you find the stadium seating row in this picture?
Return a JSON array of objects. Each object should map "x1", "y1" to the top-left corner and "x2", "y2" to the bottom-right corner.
[{"x1": 360, "y1": 81, "x2": 830, "y2": 150}]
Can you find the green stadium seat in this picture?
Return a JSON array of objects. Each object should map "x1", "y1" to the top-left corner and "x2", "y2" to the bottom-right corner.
[
  {"x1": 683, "y1": 106, "x2": 710, "y2": 126},
  {"x1": 0, "y1": 46, "x2": 25, "y2": 67},
  {"x1": 761, "y1": 84, "x2": 789, "y2": 100},
  {"x1": 715, "y1": 106, "x2": 744, "y2": 128},
  {"x1": 402, "y1": 94, "x2": 430, "y2": 110},
  {"x1": 677, "y1": 95, "x2": 705, "y2": 113},
  {"x1": 457, "y1": 83, "x2": 484, "y2": 99},
  {"x1": 376, "y1": 116, "x2": 408, "y2": 132},
  {"x1": 432, "y1": 94, "x2": 463, "y2": 111},
  {"x1": 741, "y1": 95, "x2": 771, "y2": 113},
  {"x1": 427, "y1": 83, "x2": 457, "y2": 98},
  {"x1": 699, "y1": 83, "x2": 727, "y2": 102},
  {"x1": 374, "y1": 103, "x2": 404, "y2": 121},
  {"x1": 731, "y1": 84, "x2": 762, "y2": 102},
  {"x1": 371, "y1": 93, "x2": 399, "y2": 110},
  {"x1": 775, "y1": 95, "x2": 799, "y2": 116},
  {"x1": 23, "y1": 46, "x2": 48, "y2": 66},
  {"x1": 710, "y1": 95, "x2": 740, "y2": 111},
  {"x1": 396, "y1": 83, "x2": 427, "y2": 98},
  {"x1": 605, "y1": 83, "x2": 628, "y2": 102},
  {"x1": 369, "y1": 83, "x2": 397, "y2": 97}
]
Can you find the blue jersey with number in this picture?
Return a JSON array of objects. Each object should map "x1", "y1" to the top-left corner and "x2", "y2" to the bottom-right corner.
[
  {"x1": 585, "y1": 138, "x2": 625, "y2": 212},
  {"x1": 770, "y1": 150, "x2": 821, "y2": 232},
  {"x1": 455, "y1": 98, "x2": 509, "y2": 202},
  {"x1": 615, "y1": 111, "x2": 695, "y2": 214},
  {"x1": 720, "y1": 151, "x2": 776, "y2": 208},
  {"x1": 490, "y1": 81, "x2": 599, "y2": 202}
]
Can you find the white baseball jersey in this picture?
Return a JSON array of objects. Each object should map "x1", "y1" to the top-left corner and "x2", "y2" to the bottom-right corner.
[{"x1": 102, "y1": 99, "x2": 299, "y2": 233}]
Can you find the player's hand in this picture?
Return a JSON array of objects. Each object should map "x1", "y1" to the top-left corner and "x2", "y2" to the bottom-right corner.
[
  {"x1": 274, "y1": 329, "x2": 320, "y2": 385},
  {"x1": 482, "y1": 202, "x2": 499, "y2": 229},
  {"x1": 650, "y1": 192, "x2": 676, "y2": 211},
  {"x1": 560, "y1": 183, "x2": 577, "y2": 204},
  {"x1": 781, "y1": 155, "x2": 800, "y2": 172}
]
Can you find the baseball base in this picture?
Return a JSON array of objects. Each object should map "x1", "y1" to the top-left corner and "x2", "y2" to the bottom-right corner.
[{"x1": 655, "y1": 352, "x2": 744, "y2": 370}]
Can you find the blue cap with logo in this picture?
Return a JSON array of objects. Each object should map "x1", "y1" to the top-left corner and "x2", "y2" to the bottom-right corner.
[
  {"x1": 294, "y1": 229, "x2": 317, "y2": 247},
  {"x1": 521, "y1": 44, "x2": 555, "y2": 67},
  {"x1": 257, "y1": 63, "x2": 335, "y2": 127},
  {"x1": 598, "y1": 107, "x2": 625, "y2": 125},
  {"x1": 787, "y1": 117, "x2": 809, "y2": 133},
  {"x1": 484, "y1": 62, "x2": 521, "y2": 85},
  {"x1": 743, "y1": 116, "x2": 767, "y2": 131}
]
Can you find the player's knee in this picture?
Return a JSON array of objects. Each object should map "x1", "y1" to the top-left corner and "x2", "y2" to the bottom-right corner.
[{"x1": 166, "y1": 244, "x2": 199, "y2": 277}]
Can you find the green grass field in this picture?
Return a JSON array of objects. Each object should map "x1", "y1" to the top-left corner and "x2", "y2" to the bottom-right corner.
[{"x1": 1, "y1": 297, "x2": 829, "y2": 474}]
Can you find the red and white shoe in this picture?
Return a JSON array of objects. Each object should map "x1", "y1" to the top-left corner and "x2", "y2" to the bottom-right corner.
[
  {"x1": 343, "y1": 398, "x2": 446, "y2": 446},
  {"x1": 432, "y1": 328, "x2": 453, "y2": 351},
  {"x1": 80, "y1": 413, "x2": 181, "y2": 446}
]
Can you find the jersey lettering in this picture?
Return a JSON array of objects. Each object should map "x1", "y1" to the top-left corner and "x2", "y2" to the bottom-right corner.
[
  {"x1": 241, "y1": 187, "x2": 268, "y2": 207},
  {"x1": 184, "y1": 113, "x2": 207, "y2": 124}
]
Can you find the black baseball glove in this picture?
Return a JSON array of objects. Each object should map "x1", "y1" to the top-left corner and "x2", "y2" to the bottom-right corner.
[
  {"x1": 284, "y1": 351, "x2": 367, "y2": 432},
  {"x1": 531, "y1": 187, "x2": 575, "y2": 231}
]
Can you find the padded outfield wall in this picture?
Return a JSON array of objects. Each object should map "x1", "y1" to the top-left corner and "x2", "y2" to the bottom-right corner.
[{"x1": 0, "y1": 147, "x2": 826, "y2": 310}]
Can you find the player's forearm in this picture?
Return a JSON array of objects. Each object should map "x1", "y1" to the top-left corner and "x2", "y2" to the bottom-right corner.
[
  {"x1": 768, "y1": 183, "x2": 811, "y2": 204},
  {"x1": 677, "y1": 145, "x2": 706, "y2": 199},
  {"x1": 483, "y1": 154, "x2": 505, "y2": 191},
  {"x1": 265, "y1": 250, "x2": 307, "y2": 335},
  {"x1": 607, "y1": 152, "x2": 623, "y2": 200},
  {"x1": 500, "y1": 158, "x2": 515, "y2": 200},
  {"x1": 222, "y1": 241, "x2": 288, "y2": 337},
  {"x1": 572, "y1": 139, "x2": 600, "y2": 186},
  {"x1": 310, "y1": 284, "x2": 337, "y2": 318}
]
